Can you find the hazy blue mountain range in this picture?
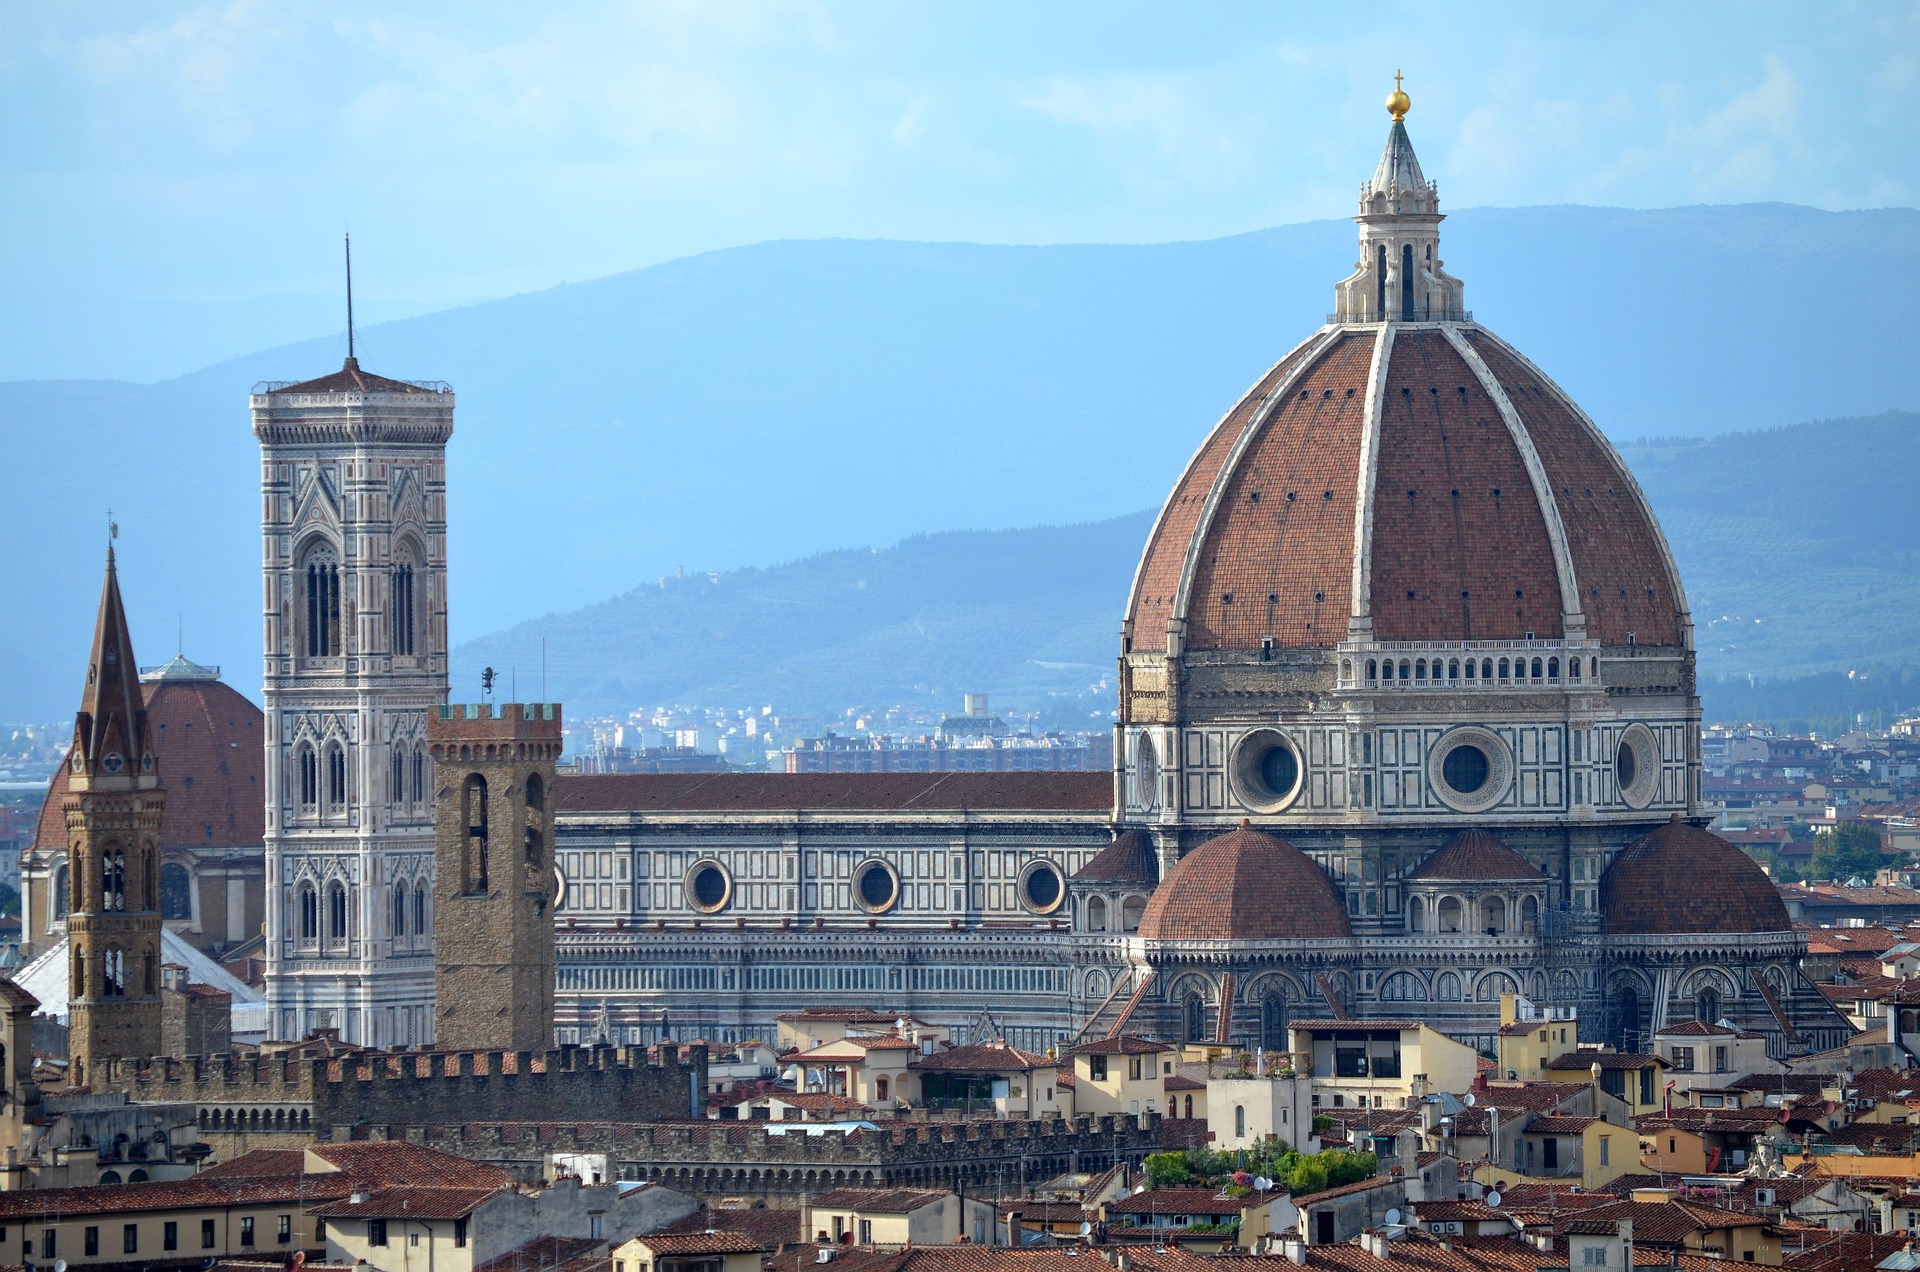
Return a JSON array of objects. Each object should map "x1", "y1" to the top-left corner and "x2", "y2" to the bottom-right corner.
[
  {"x1": 4, "y1": 203, "x2": 1918, "y2": 723},
  {"x1": 452, "y1": 411, "x2": 1920, "y2": 725}
]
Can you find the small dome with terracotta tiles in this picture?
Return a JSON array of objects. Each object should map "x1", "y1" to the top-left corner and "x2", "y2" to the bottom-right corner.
[
  {"x1": 1407, "y1": 829, "x2": 1545, "y2": 882},
  {"x1": 1072, "y1": 829, "x2": 1158, "y2": 884},
  {"x1": 1602, "y1": 816, "x2": 1792, "y2": 936},
  {"x1": 1137, "y1": 823, "x2": 1350, "y2": 942}
]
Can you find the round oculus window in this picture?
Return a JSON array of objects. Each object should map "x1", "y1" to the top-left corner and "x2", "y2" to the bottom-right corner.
[
  {"x1": 854, "y1": 860, "x2": 899, "y2": 913},
  {"x1": 685, "y1": 861, "x2": 732, "y2": 913},
  {"x1": 102, "y1": 752, "x2": 125, "y2": 774},
  {"x1": 1132, "y1": 733, "x2": 1161, "y2": 810},
  {"x1": 1427, "y1": 727, "x2": 1513, "y2": 813},
  {"x1": 1020, "y1": 861, "x2": 1065, "y2": 914},
  {"x1": 1615, "y1": 723, "x2": 1661, "y2": 810},
  {"x1": 1230, "y1": 729, "x2": 1305, "y2": 813}
]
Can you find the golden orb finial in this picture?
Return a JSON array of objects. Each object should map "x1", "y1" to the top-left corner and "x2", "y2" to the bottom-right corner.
[{"x1": 1386, "y1": 69, "x2": 1410, "y2": 122}]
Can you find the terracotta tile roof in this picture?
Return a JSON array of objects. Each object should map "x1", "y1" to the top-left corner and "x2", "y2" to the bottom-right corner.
[
  {"x1": 911, "y1": 1043, "x2": 1053, "y2": 1073},
  {"x1": 198, "y1": 1148, "x2": 310, "y2": 1178},
  {"x1": 1466, "y1": 331, "x2": 1683, "y2": 646},
  {"x1": 1128, "y1": 332, "x2": 1348, "y2": 649},
  {"x1": 1369, "y1": 330, "x2": 1566, "y2": 641},
  {"x1": 1408, "y1": 1199, "x2": 1508, "y2": 1223},
  {"x1": 660, "y1": 1205, "x2": 802, "y2": 1248},
  {"x1": 1163, "y1": 1073, "x2": 1205, "y2": 1091},
  {"x1": 1555, "y1": 1198, "x2": 1767, "y2": 1244},
  {"x1": 810, "y1": 1187, "x2": 953, "y2": 1214},
  {"x1": 34, "y1": 674, "x2": 265, "y2": 855},
  {"x1": 0, "y1": 979, "x2": 39, "y2": 1011},
  {"x1": 1105, "y1": 1187, "x2": 1246, "y2": 1217},
  {"x1": 305, "y1": 1140, "x2": 515, "y2": 1189},
  {"x1": 1137, "y1": 825, "x2": 1350, "y2": 941},
  {"x1": 1783, "y1": 1232, "x2": 1916, "y2": 1271},
  {"x1": 1065, "y1": 1035, "x2": 1169, "y2": 1057},
  {"x1": 1406, "y1": 829, "x2": 1544, "y2": 882},
  {"x1": 768, "y1": 1246, "x2": 906, "y2": 1272},
  {"x1": 0, "y1": 1173, "x2": 353, "y2": 1219},
  {"x1": 1292, "y1": 1175, "x2": 1399, "y2": 1205},
  {"x1": 1602, "y1": 817, "x2": 1793, "y2": 935},
  {"x1": 1548, "y1": 1051, "x2": 1664, "y2": 1071},
  {"x1": 1654, "y1": 1020, "x2": 1740, "y2": 1037},
  {"x1": 268, "y1": 357, "x2": 444, "y2": 395},
  {"x1": 1073, "y1": 830, "x2": 1157, "y2": 884},
  {"x1": 310, "y1": 1184, "x2": 504, "y2": 1219},
  {"x1": 1526, "y1": 1114, "x2": 1603, "y2": 1135},
  {"x1": 632, "y1": 1231, "x2": 769, "y2": 1255},
  {"x1": 556, "y1": 771, "x2": 1109, "y2": 813},
  {"x1": 1291, "y1": 1019, "x2": 1429, "y2": 1033},
  {"x1": 476, "y1": 1237, "x2": 605, "y2": 1272}
]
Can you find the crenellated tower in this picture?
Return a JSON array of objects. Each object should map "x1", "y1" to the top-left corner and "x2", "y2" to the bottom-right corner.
[
  {"x1": 429, "y1": 702, "x2": 561, "y2": 1052},
  {"x1": 64, "y1": 549, "x2": 165, "y2": 1078},
  {"x1": 254, "y1": 356, "x2": 454, "y2": 1046}
]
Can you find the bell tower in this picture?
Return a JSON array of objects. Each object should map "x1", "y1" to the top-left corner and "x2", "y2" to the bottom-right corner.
[
  {"x1": 254, "y1": 351, "x2": 454, "y2": 1047},
  {"x1": 428, "y1": 701, "x2": 561, "y2": 1052},
  {"x1": 65, "y1": 549, "x2": 164, "y2": 1078}
]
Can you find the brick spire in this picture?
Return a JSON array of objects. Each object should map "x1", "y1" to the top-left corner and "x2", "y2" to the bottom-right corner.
[{"x1": 72, "y1": 547, "x2": 150, "y2": 781}]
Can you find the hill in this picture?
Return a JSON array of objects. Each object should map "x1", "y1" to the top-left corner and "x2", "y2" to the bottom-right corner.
[
  {"x1": 4, "y1": 204, "x2": 1918, "y2": 721},
  {"x1": 453, "y1": 411, "x2": 1920, "y2": 725}
]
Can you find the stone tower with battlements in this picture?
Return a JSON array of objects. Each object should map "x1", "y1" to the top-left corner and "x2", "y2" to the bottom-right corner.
[
  {"x1": 65, "y1": 550, "x2": 165, "y2": 1079},
  {"x1": 429, "y1": 702, "x2": 562, "y2": 1052},
  {"x1": 254, "y1": 357, "x2": 454, "y2": 1047}
]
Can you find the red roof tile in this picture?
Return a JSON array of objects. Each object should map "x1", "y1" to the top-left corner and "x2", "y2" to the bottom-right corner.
[
  {"x1": 1137, "y1": 825, "x2": 1350, "y2": 941},
  {"x1": 1603, "y1": 818, "x2": 1793, "y2": 935},
  {"x1": 557, "y1": 772, "x2": 1109, "y2": 813}
]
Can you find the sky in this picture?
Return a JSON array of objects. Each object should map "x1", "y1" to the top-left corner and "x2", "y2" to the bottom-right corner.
[{"x1": 2, "y1": 1, "x2": 1916, "y2": 380}]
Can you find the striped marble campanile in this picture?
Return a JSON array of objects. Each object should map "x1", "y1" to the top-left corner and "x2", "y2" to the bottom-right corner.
[{"x1": 253, "y1": 356, "x2": 454, "y2": 1046}]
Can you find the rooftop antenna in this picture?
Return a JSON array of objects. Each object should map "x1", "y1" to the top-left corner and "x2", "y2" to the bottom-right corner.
[{"x1": 344, "y1": 231, "x2": 357, "y2": 366}]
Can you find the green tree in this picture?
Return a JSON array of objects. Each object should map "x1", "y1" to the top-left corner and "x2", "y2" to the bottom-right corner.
[
  {"x1": 1809, "y1": 822, "x2": 1896, "y2": 881},
  {"x1": 1144, "y1": 1150, "x2": 1192, "y2": 1189}
]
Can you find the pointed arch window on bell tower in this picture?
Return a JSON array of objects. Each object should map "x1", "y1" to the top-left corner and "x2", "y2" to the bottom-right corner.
[{"x1": 1401, "y1": 243, "x2": 1415, "y2": 320}]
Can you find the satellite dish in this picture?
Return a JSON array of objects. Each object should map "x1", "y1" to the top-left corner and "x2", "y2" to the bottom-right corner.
[
  {"x1": 1462, "y1": 1093, "x2": 1476, "y2": 1106},
  {"x1": 1385, "y1": 1208, "x2": 1402, "y2": 1226},
  {"x1": 1485, "y1": 1191, "x2": 1502, "y2": 1208},
  {"x1": 1080, "y1": 1222, "x2": 1093, "y2": 1237},
  {"x1": 1254, "y1": 1176, "x2": 1273, "y2": 1191},
  {"x1": 56, "y1": 1263, "x2": 69, "y2": 1272},
  {"x1": 1133, "y1": 1184, "x2": 1146, "y2": 1194}
]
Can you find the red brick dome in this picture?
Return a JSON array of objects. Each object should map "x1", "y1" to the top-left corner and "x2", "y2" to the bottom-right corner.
[
  {"x1": 1407, "y1": 829, "x2": 1544, "y2": 882},
  {"x1": 1601, "y1": 817, "x2": 1791, "y2": 936},
  {"x1": 34, "y1": 664, "x2": 264, "y2": 856},
  {"x1": 1124, "y1": 324, "x2": 1687, "y2": 655},
  {"x1": 1136, "y1": 824, "x2": 1351, "y2": 941}
]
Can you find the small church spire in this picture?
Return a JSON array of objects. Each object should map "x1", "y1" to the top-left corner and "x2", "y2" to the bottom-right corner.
[{"x1": 73, "y1": 542, "x2": 150, "y2": 781}]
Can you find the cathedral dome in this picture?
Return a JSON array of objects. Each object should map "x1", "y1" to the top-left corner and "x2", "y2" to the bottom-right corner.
[
  {"x1": 1137, "y1": 824, "x2": 1350, "y2": 941},
  {"x1": 1601, "y1": 817, "x2": 1792, "y2": 936},
  {"x1": 1123, "y1": 120, "x2": 1687, "y2": 659},
  {"x1": 33, "y1": 666, "x2": 265, "y2": 856}
]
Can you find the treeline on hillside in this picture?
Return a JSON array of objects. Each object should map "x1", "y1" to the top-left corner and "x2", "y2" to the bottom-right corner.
[{"x1": 1701, "y1": 664, "x2": 1920, "y2": 733}]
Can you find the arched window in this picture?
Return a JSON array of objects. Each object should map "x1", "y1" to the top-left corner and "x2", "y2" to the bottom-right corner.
[
  {"x1": 464, "y1": 774, "x2": 490, "y2": 892},
  {"x1": 411, "y1": 745, "x2": 427, "y2": 804},
  {"x1": 1465, "y1": 659, "x2": 1477, "y2": 681},
  {"x1": 1185, "y1": 1095, "x2": 1194, "y2": 1119},
  {"x1": 525, "y1": 772, "x2": 545, "y2": 811},
  {"x1": 392, "y1": 881, "x2": 409, "y2": 942},
  {"x1": 1184, "y1": 992, "x2": 1208, "y2": 1043},
  {"x1": 1498, "y1": 658, "x2": 1510, "y2": 679},
  {"x1": 325, "y1": 745, "x2": 348, "y2": 811},
  {"x1": 1476, "y1": 972, "x2": 1519, "y2": 1002},
  {"x1": 145, "y1": 948, "x2": 155, "y2": 995},
  {"x1": 1481, "y1": 659, "x2": 1494, "y2": 680},
  {"x1": 1531, "y1": 657, "x2": 1544, "y2": 680},
  {"x1": 1414, "y1": 659, "x2": 1426, "y2": 681},
  {"x1": 1448, "y1": 659, "x2": 1460, "y2": 680},
  {"x1": 389, "y1": 553, "x2": 417, "y2": 656},
  {"x1": 1366, "y1": 659, "x2": 1377, "y2": 681},
  {"x1": 1120, "y1": 895, "x2": 1145, "y2": 933},
  {"x1": 1087, "y1": 897, "x2": 1108, "y2": 933},
  {"x1": 1261, "y1": 990, "x2": 1289, "y2": 1051},
  {"x1": 54, "y1": 863, "x2": 70, "y2": 919},
  {"x1": 1375, "y1": 242, "x2": 1388, "y2": 317},
  {"x1": 390, "y1": 749, "x2": 405, "y2": 806},
  {"x1": 1398, "y1": 659, "x2": 1411, "y2": 680},
  {"x1": 1437, "y1": 896, "x2": 1464, "y2": 933},
  {"x1": 298, "y1": 745, "x2": 318, "y2": 810},
  {"x1": 1408, "y1": 895, "x2": 1426, "y2": 932},
  {"x1": 1482, "y1": 897, "x2": 1507, "y2": 935},
  {"x1": 1696, "y1": 987, "x2": 1722, "y2": 1026},
  {"x1": 414, "y1": 886, "x2": 428, "y2": 938},
  {"x1": 1547, "y1": 657, "x2": 1560, "y2": 680},
  {"x1": 102, "y1": 848, "x2": 127, "y2": 913},
  {"x1": 1436, "y1": 972, "x2": 1461, "y2": 1002},
  {"x1": 298, "y1": 884, "x2": 319, "y2": 944},
  {"x1": 103, "y1": 946, "x2": 126, "y2": 998},
  {"x1": 1400, "y1": 242, "x2": 1415, "y2": 319},
  {"x1": 327, "y1": 883, "x2": 348, "y2": 943},
  {"x1": 1520, "y1": 895, "x2": 1540, "y2": 931},
  {"x1": 1380, "y1": 972, "x2": 1429, "y2": 1002},
  {"x1": 160, "y1": 862, "x2": 193, "y2": 920},
  {"x1": 303, "y1": 546, "x2": 341, "y2": 658},
  {"x1": 1235, "y1": 1105, "x2": 1246, "y2": 1137}
]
